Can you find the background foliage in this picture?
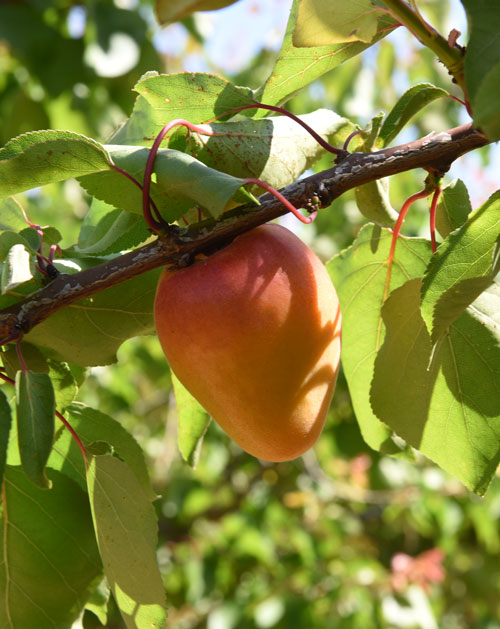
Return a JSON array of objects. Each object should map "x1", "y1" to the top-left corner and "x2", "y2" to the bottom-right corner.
[{"x1": 1, "y1": 1, "x2": 500, "y2": 627}]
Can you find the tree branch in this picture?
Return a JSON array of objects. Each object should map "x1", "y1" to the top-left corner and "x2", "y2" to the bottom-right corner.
[{"x1": 0, "y1": 122, "x2": 488, "y2": 341}]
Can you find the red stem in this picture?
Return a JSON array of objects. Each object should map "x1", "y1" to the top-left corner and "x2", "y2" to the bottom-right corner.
[
  {"x1": 244, "y1": 178, "x2": 317, "y2": 224},
  {"x1": 429, "y1": 187, "x2": 441, "y2": 253},
  {"x1": 15, "y1": 340, "x2": 28, "y2": 375},
  {"x1": 384, "y1": 188, "x2": 431, "y2": 301},
  {"x1": 211, "y1": 103, "x2": 347, "y2": 157}
]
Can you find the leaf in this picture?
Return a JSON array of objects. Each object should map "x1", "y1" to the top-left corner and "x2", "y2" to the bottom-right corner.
[
  {"x1": 173, "y1": 109, "x2": 352, "y2": 193},
  {"x1": 132, "y1": 71, "x2": 254, "y2": 130},
  {"x1": 0, "y1": 466, "x2": 102, "y2": 628},
  {"x1": 421, "y1": 191, "x2": 500, "y2": 341},
  {"x1": 47, "y1": 360, "x2": 78, "y2": 411},
  {"x1": 172, "y1": 372, "x2": 211, "y2": 467},
  {"x1": 0, "y1": 130, "x2": 112, "y2": 198},
  {"x1": 370, "y1": 279, "x2": 500, "y2": 495},
  {"x1": 256, "y1": 0, "x2": 396, "y2": 109},
  {"x1": 1, "y1": 341, "x2": 49, "y2": 377},
  {"x1": 294, "y1": 0, "x2": 380, "y2": 46},
  {"x1": 0, "y1": 390, "x2": 11, "y2": 487},
  {"x1": 327, "y1": 224, "x2": 431, "y2": 454},
  {"x1": 86, "y1": 455, "x2": 167, "y2": 629},
  {"x1": 79, "y1": 146, "x2": 248, "y2": 222},
  {"x1": 1, "y1": 244, "x2": 33, "y2": 294},
  {"x1": 15, "y1": 371, "x2": 55, "y2": 488},
  {"x1": 462, "y1": 0, "x2": 500, "y2": 139},
  {"x1": 49, "y1": 402, "x2": 156, "y2": 501},
  {"x1": 85, "y1": 578, "x2": 111, "y2": 626},
  {"x1": 25, "y1": 269, "x2": 162, "y2": 366},
  {"x1": 0, "y1": 197, "x2": 30, "y2": 232},
  {"x1": 155, "y1": 0, "x2": 239, "y2": 25},
  {"x1": 77, "y1": 198, "x2": 150, "y2": 256},
  {"x1": 379, "y1": 83, "x2": 449, "y2": 147},
  {"x1": 434, "y1": 179, "x2": 472, "y2": 239}
]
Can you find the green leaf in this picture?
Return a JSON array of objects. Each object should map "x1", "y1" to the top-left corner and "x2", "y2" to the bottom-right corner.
[
  {"x1": 49, "y1": 402, "x2": 156, "y2": 501},
  {"x1": 0, "y1": 390, "x2": 11, "y2": 487},
  {"x1": 327, "y1": 224, "x2": 431, "y2": 454},
  {"x1": 379, "y1": 83, "x2": 449, "y2": 147},
  {"x1": 256, "y1": 0, "x2": 396, "y2": 109},
  {"x1": 434, "y1": 179, "x2": 472, "y2": 239},
  {"x1": 0, "y1": 466, "x2": 102, "y2": 628},
  {"x1": 371, "y1": 278, "x2": 500, "y2": 495},
  {"x1": 15, "y1": 371, "x2": 55, "y2": 488},
  {"x1": 462, "y1": 0, "x2": 500, "y2": 139},
  {"x1": 294, "y1": 0, "x2": 380, "y2": 46},
  {"x1": 77, "y1": 198, "x2": 150, "y2": 256},
  {"x1": 86, "y1": 455, "x2": 167, "y2": 629},
  {"x1": 2, "y1": 341, "x2": 49, "y2": 377},
  {"x1": 48, "y1": 360, "x2": 78, "y2": 411},
  {"x1": 79, "y1": 146, "x2": 247, "y2": 221},
  {"x1": 0, "y1": 130, "x2": 112, "y2": 198},
  {"x1": 85, "y1": 578, "x2": 111, "y2": 626},
  {"x1": 173, "y1": 109, "x2": 352, "y2": 194},
  {"x1": 172, "y1": 372, "x2": 211, "y2": 467},
  {"x1": 0, "y1": 197, "x2": 32, "y2": 232},
  {"x1": 155, "y1": 0, "x2": 239, "y2": 25},
  {"x1": 421, "y1": 191, "x2": 500, "y2": 341},
  {"x1": 132, "y1": 71, "x2": 254, "y2": 130},
  {"x1": 25, "y1": 269, "x2": 161, "y2": 366}
]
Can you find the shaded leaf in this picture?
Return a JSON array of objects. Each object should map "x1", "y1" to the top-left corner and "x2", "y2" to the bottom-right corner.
[
  {"x1": 15, "y1": 371, "x2": 55, "y2": 488},
  {"x1": 48, "y1": 360, "x2": 78, "y2": 411},
  {"x1": 0, "y1": 466, "x2": 102, "y2": 628},
  {"x1": 294, "y1": 0, "x2": 380, "y2": 46},
  {"x1": 379, "y1": 83, "x2": 448, "y2": 147},
  {"x1": 86, "y1": 455, "x2": 167, "y2": 629},
  {"x1": 25, "y1": 269, "x2": 161, "y2": 366},
  {"x1": 256, "y1": 0, "x2": 396, "y2": 109},
  {"x1": 0, "y1": 390, "x2": 11, "y2": 487},
  {"x1": 327, "y1": 224, "x2": 431, "y2": 454},
  {"x1": 155, "y1": 0, "x2": 238, "y2": 25},
  {"x1": 0, "y1": 130, "x2": 112, "y2": 197},
  {"x1": 172, "y1": 372, "x2": 211, "y2": 467},
  {"x1": 434, "y1": 179, "x2": 472, "y2": 239},
  {"x1": 421, "y1": 191, "x2": 500, "y2": 341},
  {"x1": 77, "y1": 198, "x2": 150, "y2": 256},
  {"x1": 371, "y1": 279, "x2": 500, "y2": 495},
  {"x1": 49, "y1": 402, "x2": 156, "y2": 501}
]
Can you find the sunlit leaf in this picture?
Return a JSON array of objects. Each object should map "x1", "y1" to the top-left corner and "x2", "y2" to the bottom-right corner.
[
  {"x1": 421, "y1": 191, "x2": 500, "y2": 341},
  {"x1": 294, "y1": 0, "x2": 380, "y2": 46},
  {"x1": 0, "y1": 130, "x2": 112, "y2": 197},
  {"x1": 86, "y1": 455, "x2": 167, "y2": 629},
  {"x1": 379, "y1": 83, "x2": 448, "y2": 147},
  {"x1": 434, "y1": 179, "x2": 472, "y2": 239},
  {"x1": 371, "y1": 279, "x2": 500, "y2": 495},
  {"x1": 0, "y1": 466, "x2": 102, "y2": 628},
  {"x1": 256, "y1": 0, "x2": 396, "y2": 109},
  {"x1": 327, "y1": 224, "x2": 431, "y2": 454}
]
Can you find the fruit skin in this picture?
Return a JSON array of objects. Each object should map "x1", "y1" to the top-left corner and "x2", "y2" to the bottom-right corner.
[{"x1": 154, "y1": 223, "x2": 342, "y2": 462}]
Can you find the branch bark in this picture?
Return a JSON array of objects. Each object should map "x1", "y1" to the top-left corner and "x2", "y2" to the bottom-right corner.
[{"x1": 0, "y1": 122, "x2": 489, "y2": 341}]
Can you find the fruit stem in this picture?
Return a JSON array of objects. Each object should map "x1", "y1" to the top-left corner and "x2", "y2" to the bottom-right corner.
[
  {"x1": 429, "y1": 187, "x2": 441, "y2": 253},
  {"x1": 244, "y1": 178, "x2": 317, "y2": 224},
  {"x1": 383, "y1": 188, "x2": 431, "y2": 301}
]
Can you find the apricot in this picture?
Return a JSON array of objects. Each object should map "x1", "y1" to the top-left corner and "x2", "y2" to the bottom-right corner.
[{"x1": 154, "y1": 223, "x2": 342, "y2": 461}]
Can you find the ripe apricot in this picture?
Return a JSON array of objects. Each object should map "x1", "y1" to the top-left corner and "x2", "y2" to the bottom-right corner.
[{"x1": 154, "y1": 223, "x2": 341, "y2": 461}]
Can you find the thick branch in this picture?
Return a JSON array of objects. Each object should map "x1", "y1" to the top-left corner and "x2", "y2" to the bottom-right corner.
[{"x1": 0, "y1": 122, "x2": 488, "y2": 340}]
